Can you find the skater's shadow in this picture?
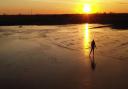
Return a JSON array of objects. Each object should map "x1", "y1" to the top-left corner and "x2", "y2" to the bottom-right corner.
[{"x1": 90, "y1": 55, "x2": 96, "y2": 70}]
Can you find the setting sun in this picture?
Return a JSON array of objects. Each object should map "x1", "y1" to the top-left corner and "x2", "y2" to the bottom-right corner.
[{"x1": 83, "y1": 4, "x2": 91, "y2": 13}]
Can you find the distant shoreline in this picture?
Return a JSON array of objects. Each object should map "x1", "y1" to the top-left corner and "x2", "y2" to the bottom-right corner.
[{"x1": 0, "y1": 14, "x2": 128, "y2": 26}]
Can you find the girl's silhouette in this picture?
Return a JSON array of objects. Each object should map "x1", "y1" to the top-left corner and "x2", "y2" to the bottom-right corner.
[{"x1": 90, "y1": 39, "x2": 96, "y2": 56}]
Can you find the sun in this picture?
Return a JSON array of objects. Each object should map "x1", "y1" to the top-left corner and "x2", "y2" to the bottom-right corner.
[{"x1": 83, "y1": 4, "x2": 91, "y2": 13}]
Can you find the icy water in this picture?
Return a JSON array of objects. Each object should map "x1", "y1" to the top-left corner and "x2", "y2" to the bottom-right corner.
[{"x1": 0, "y1": 24, "x2": 128, "y2": 89}]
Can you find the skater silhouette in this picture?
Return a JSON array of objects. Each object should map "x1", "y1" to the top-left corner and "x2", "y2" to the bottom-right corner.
[{"x1": 90, "y1": 39, "x2": 96, "y2": 56}]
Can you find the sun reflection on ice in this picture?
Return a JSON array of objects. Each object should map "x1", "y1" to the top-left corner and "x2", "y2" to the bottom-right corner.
[{"x1": 83, "y1": 23, "x2": 91, "y2": 56}]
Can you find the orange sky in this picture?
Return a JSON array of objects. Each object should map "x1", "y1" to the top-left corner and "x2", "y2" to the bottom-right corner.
[{"x1": 0, "y1": 0, "x2": 128, "y2": 14}]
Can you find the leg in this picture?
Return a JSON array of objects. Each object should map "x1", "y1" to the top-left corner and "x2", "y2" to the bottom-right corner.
[
  {"x1": 93, "y1": 49, "x2": 94, "y2": 56},
  {"x1": 90, "y1": 48, "x2": 93, "y2": 56}
]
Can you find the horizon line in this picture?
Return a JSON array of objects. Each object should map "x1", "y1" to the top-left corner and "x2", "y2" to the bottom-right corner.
[{"x1": 1, "y1": 12, "x2": 128, "y2": 15}]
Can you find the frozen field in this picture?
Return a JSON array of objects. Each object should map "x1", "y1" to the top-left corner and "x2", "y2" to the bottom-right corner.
[{"x1": 0, "y1": 24, "x2": 128, "y2": 89}]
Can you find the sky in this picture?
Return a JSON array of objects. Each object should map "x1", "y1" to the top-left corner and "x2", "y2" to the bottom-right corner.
[{"x1": 0, "y1": 0, "x2": 128, "y2": 14}]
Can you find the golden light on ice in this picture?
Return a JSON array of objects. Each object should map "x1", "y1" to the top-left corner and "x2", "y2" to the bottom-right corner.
[
  {"x1": 83, "y1": 23, "x2": 90, "y2": 56},
  {"x1": 83, "y1": 4, "x2": 91, "y2": 13}
]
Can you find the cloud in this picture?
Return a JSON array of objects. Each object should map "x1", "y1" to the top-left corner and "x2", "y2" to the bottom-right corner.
[
  {"x1": 119, "y1": 2, "x2": 128, "y2": 5},
  {"x1": 32, "y1": 0, "x2": 91, "y2": 5}
]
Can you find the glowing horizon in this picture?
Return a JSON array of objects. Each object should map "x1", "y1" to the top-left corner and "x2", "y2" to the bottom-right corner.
[{"x1": 0, "y1": 0, "x2": 128, "y2": 14}]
